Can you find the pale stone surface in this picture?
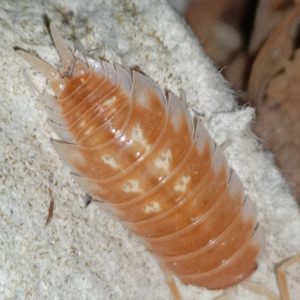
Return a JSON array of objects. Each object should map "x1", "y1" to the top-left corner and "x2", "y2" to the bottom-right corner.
[{"x1": 1, "y1": 0, "x2": 299, "y2": 299}]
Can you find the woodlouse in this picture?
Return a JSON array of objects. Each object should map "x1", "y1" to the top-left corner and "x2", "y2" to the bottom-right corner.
[{"x1": 18, "y1": 23, "x2": 264, "y2": 291}]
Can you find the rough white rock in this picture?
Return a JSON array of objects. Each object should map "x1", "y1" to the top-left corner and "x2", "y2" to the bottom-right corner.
[{"x1": 1, "y1": 0, "x2": 299, "y2": 299}]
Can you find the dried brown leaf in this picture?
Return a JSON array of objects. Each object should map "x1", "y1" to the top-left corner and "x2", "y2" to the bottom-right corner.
[
  {"x1": 247, "y1": 4, "x2": 300, "y2": 103},
  {"x1": 249, "y1": 0, "x2": 294, "y2": 54},
  {"x1": 254, "y1": 49, "x2": 300, "y2": 202},
  {"x1": 184, "y1": 0, "x2": 300, "y2": 203},
  {"x1": 185, "y1": 0, "x2": 248, "y2": 65}
]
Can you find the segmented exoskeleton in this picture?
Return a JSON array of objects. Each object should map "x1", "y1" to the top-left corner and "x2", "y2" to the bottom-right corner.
[{"x1": 18, "y1": 24, "x2": 264, "y2": 290}]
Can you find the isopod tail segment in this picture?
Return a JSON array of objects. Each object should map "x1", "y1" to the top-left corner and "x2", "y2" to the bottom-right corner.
[
  {"x1": 17, "y1": 23, "x2": 265, "y2": 291},
  {"x1": 16, "y1": 23, "x2": 89, "y2": 98}
]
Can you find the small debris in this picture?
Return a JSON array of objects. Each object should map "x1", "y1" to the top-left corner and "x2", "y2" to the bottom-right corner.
[{"x1": 45, "y1": 188, "x2": 55, "y2": 226}]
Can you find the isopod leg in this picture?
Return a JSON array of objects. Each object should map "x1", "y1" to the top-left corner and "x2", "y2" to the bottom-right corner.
[
  {"x1": 213, "y1": 287, "x2": 237, "y2": 300},
  {"x1": 241, "y1": 280, "x2": 280, "y2": 300},
  {"x1": 276, "y1": 253, "x2": 300, "y2": 300},
  {"x1": 162, "y1": 268, "x2": 182, "y2": 300}
]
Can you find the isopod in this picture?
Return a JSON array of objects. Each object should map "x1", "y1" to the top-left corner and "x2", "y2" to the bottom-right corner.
[{"x1": 18, "y1": 23, "x2": 264, "y2": 291}]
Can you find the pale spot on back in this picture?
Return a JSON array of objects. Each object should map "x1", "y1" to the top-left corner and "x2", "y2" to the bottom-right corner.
[
  {"x1": 103, "y1": 96, "x2": 116, "y2": 107},
  {"x1": 84, "y1": 127, "x2": 93, "y2": 136},
  {"x1": 103, "y1": 96, "x2": 117, "y2": 113},
  {"x1": 122, "y1": 179, "x2": 143, "y2": 193},
  {"x1": 154, "y1": 149, "x2": 172, "y2": 173},
  {"x1": 78, "y1": 120, "x2": 86, "y2": 128},
  {"x1": 130, "y1": 123, "x2": 148, "y2": 148},
  {"x1": 102, "y1": 154, "x2": 120, "y2": 170},
  {"x1": 174, "y1": 175, "x2": 191, "y2": 193},
  {"x1": 144, "y1": 201, "x2": 161, "y2": 214}
]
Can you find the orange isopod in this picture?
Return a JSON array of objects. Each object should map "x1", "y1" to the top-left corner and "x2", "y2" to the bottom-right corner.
[{"x1": 18, "y1": 23, "x2": 264, "y2": 290}]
